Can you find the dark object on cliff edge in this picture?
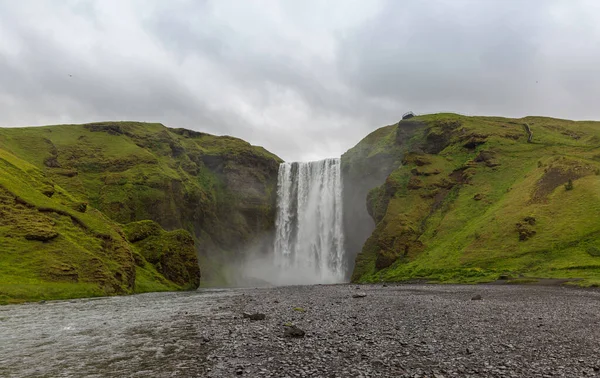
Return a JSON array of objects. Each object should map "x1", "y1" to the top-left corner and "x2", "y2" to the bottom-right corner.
[
  {"x1": 243, "y1": 312, "x2": 266, "y2": 321},
  {"x1": 284, "y1": 325, "x2": 306, "y2": 338},
  {"x1": 402, "y1": 111, "x2": 415, "y2": 120}
]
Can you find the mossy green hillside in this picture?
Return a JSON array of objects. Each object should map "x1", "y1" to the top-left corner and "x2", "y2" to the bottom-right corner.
[
  {"x1": 345, "y1": 114, "x2": 600, "y2": 285},
  {"x1": 0, "y1": 122, "x2": 282, "y2": 286},
  {"x1": 0, "y1": 147, "x2": 198, "y2": 304}
]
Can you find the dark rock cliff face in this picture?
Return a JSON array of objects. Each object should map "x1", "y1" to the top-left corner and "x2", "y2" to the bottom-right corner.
[{"x1": 341, "y1": 121, "x2": 424, "y2": 278}]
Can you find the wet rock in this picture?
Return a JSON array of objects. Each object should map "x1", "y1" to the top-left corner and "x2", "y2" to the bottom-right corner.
[
  {"x1": 471, "y1": 294, "x2": 482, "y2": 300},
  {"x1": 283, "y1": 325, "x2": 305, "y2": 338},
  {"x1": 243, "y1": 312, "x2": 266, "y2": 321}
]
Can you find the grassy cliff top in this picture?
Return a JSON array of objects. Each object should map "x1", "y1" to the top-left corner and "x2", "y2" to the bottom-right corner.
[{"x1": 0, "y1": 121, "x2": 281, "y2": 167}]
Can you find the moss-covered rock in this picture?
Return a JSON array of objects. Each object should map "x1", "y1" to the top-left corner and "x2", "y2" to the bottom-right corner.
[{"x1": 125, "y1": 220, "x2": 200, "y2": 289}]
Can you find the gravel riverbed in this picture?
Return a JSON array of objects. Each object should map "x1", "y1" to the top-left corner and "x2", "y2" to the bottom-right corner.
[{"x1": 2, "y1": 284, "x2": 600, "y2": 377}]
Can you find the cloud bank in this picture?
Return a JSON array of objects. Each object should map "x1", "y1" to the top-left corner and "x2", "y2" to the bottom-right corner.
[{"x1": 1, "y1": 0, "x2": 599, "y2": 161}]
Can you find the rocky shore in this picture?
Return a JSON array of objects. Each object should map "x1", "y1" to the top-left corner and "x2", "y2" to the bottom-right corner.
[{"x1": 2, "y1": 284, "x2": 600, "y2": 377}]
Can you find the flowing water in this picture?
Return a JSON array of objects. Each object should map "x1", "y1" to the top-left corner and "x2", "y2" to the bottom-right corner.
[
  {"x1": 0, "y1": 290, "x2": 236, "y2": 377},
  {"x1": 273, "y1": 158, "x2": 345, "y2": 284}
]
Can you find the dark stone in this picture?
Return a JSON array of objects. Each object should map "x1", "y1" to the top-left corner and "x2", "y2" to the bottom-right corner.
[
  {"x1": 201, "y1": 154, "x2": 225, "y2": 172},
  {"x1": 84, "y1": 123, "x2": 124, "y2": 135},
  {"x1": 474, "y1": 150, "x2": 499, "y2": 167},
  {"x1": 57, "y1": 170, "x2": 78, "y2": 178},
  {"x1": 471, "y1": 294, "x2": 482, "y2": 300},
  {"x1": 243, "y1": 312, "x2": 266, "y2": 321},
  {"x1": 516, "y1": 222, "x2": 536, "y2": 241},
  {"x1": 284, "y1": 325, "x2": 306, "y2": 338},
  {"x1": 463, "y1": 137, "x2": 487, "y2": 149},
  {"x1": 352, "y1": 293, "x2": 367, "y2": 298},
  {"x1": 25, "y1": 230, "x2": 59, "y2": 242},
  {"x1": 42, "y1": 189, "x2": 55, "y2": 198},
  {"x1": 411, "y1": 168, "x2": 440, "y2": 176},
  {"x1": 168, "y1": 128, "x2": 209, "y2": 138},
  {"x1": 44, "y1": 156, "x2": 61, "y2": 168},
  {"x1": 169, "y1": 142, "x2": 185, "y2": 157}
]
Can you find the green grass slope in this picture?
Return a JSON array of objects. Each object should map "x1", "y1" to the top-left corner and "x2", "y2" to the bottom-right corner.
[
  {"x1": 0, "y1": 122, "x2": 281, "y2": 287},
  {"x1": 345, "y1": 114, "x2": 600, "y2": 286},
  {"x1": 0, "y1": 147, "x2": 198, "y2": 304}
]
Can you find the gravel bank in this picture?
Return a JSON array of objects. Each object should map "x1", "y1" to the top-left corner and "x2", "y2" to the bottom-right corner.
[{"x1": 2, "y1": 284, "x2": 600, "y2": 377}]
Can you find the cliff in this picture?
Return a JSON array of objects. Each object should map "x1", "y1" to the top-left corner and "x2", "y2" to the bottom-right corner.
[
  {"x1": 0, "y1": 122, "x2": 281, "y2": 303},
  {"x1": 343, "y1": 114, "x2": 600, "y2": 286}
]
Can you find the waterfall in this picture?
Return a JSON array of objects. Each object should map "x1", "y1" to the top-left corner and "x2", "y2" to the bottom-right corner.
[{"x1": 273, "y1": 158, "x2": 345, "y2": 284}]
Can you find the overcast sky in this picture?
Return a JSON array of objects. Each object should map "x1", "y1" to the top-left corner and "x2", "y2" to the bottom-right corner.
[{"x1": 1, "y1": 0, "x2": 599, "y2": 161}]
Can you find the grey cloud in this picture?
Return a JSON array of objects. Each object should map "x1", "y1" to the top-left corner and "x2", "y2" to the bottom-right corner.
[
  {"x1": 0, "y1": 1, "x2": 600, "y2": 161},
  {"x1": 337, "y1": 0, "x2": 600, "y2": 118}
]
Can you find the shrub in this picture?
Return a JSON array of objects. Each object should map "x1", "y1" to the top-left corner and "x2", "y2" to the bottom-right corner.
[{"x1": 565, "y1": 179, "x2": 574, "y2": 191}]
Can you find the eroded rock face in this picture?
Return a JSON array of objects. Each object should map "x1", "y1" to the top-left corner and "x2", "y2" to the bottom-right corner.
[{"x1": 341, "y1": 123, "x2": 415, "y2": 279}]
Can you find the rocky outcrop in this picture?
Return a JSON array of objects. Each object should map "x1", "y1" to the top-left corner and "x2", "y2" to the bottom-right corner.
[{"x1": 124, "y1": 220, "x2": 200, "y2": 289}]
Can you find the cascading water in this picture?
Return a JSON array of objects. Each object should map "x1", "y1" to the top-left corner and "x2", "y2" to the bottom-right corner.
[{"x1": 273, "y1": 158, "x2": 345, "y2": 284}]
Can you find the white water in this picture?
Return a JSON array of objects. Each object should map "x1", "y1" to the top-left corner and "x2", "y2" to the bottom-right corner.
[{"x1": 273, "y1": 158, "x2": 345, "y2": 284}]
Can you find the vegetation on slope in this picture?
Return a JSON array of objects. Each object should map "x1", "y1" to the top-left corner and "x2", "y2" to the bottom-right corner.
[
  {"x1": 0, "y1": 121, "x2": 281, "y2": 302},
  {"x1": 0, "y1": 147, "x2": 198, "y2": 304},
  {"x1": 345, "y1": 113, "x2": 600, "y2": 286}
]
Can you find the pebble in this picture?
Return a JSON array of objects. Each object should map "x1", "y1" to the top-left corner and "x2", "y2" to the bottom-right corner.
[{"x1": 3, "y1": 284, "x2": 599, "y2": 377}]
